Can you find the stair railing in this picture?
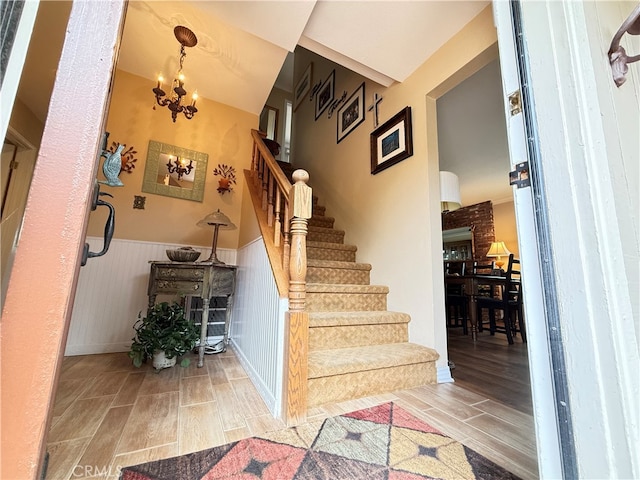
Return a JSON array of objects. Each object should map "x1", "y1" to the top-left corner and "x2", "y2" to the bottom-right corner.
[{"x1": 248, "y1": 129, "x2": 312, "y2": 425}]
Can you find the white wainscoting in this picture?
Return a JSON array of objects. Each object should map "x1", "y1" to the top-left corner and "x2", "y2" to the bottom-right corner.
[
  {"x1": 65, "y1": 237, "x2": 235, "y2": 356},
  {"x1": 231, "y1": 237, "x2": 286, "y2": 418}
]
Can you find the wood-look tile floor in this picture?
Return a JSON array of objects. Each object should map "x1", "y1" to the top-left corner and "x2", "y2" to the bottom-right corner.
[{"x1": 45, "y1": 345, "x2": 539, "y2": 480}]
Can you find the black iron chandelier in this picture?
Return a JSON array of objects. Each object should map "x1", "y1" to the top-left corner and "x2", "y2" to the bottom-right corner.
[
  {"x1": 166, "y1": 156, "x2": 194, "y2": 180},
  {"x1": 153, "y1": 26, "x2": 199, "y2": 123}
]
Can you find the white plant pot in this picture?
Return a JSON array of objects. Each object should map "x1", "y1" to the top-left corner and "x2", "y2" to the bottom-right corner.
[{"x1": 152, "y1": 350, "x2": 176, "y2": 370}]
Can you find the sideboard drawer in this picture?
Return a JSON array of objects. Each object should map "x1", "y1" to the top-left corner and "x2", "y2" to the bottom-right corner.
[
  {"x1": 155, "y1": 267, "x2": 205, "y2": 281},
  {"x1": 155, "y1": 280, "x2": 203, "y2": 294}
]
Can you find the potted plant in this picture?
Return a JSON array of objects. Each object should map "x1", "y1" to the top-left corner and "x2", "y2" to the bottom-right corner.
[{"x1": 129, "y1": 302, "x2": 200, "y2": 369}]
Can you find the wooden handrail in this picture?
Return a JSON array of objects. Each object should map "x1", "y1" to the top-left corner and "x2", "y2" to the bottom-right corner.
[{"x1": 247, "y1": 130, "x2": 312, "y2": 425}]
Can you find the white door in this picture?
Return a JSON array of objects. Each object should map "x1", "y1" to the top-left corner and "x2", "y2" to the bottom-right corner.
[
  {"x1": 494, "y1": 2, "x2": 639, "y2": 478},
  {"x1": 493, "y1": 2, "x2": 566, "y2": 478},
  {"x1": 0, "y1": 2, "x2": 127, "y2": 479}
]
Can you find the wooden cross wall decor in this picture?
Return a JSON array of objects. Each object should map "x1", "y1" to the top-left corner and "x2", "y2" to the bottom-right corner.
[{"x1": 367, "y1": 92, "x2": 383, "y2": 128}]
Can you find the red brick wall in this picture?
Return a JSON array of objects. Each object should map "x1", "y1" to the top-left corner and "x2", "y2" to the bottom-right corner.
[{"x1": 442, "y1": 201, "x2": 495, "y2": 264}]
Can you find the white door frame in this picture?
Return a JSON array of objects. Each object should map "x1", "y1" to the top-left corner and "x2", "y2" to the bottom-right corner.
[
  {"x1": 494, "y1": 1, "x2": 639, "y2": 478},
  {"x1": 493, "y1": 2, "x2": 567, "y2": 477},
  {"x1": 0, "y1": 2, "x2": 127, "y2": 478}
]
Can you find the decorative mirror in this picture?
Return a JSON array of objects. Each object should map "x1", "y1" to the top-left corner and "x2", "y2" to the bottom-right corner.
[
  {"x1": 141, "y1": 140, "x2": 208, "y2": 202},
  {"x1": 259, "y1": 105, "x2": 278, "y2": 140}
]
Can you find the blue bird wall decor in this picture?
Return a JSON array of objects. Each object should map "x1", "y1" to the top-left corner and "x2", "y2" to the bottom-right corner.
[{"x1": 100, "y1": 143, "x2": 125, "y2": 187}]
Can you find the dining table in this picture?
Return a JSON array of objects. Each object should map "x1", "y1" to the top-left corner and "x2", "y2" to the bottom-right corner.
[{"x1": 445, "y1": 273, "x2": 513, "y2": 340}]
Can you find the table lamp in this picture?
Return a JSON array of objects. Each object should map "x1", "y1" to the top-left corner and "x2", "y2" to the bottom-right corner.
[
  {"x1": 197, "y1": 209, "x2": 236, "y2": 263},
  {"x1": 486, "y1": 241, "x2": 512, "y2": 270}
]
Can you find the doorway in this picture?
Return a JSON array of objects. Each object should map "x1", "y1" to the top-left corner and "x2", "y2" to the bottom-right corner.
[
  {"x1": 433, "y1": 59, "x2": 533, "y2": 414},
  {"x1": 0, "y1": 2, "x2": 127, "y2": 479},
  {"x1": 1, "y1": 133, "x2": 38, "y2": 306}
]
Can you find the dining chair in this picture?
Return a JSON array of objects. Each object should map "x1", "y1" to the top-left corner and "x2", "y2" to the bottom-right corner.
[
  {"x1": 472, "y1": 259, "x2": 495, "y2": 332},
  {"x1": 444, "y1": 261, "x2": 468, "y2": 334},
  {"x1": 475, "y1": 254, "x2": 526, "y2": 344}
]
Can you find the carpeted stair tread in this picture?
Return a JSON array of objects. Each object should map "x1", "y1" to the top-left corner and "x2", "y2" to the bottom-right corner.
[
  {"x1": 306, "y1": 283, "x2": 389, "y2": 294},
  {"x1": 307, "y1": 259, "x2": 371, "y2": 271},
  {"x1": 309, "y1": 311, "x2": 410, "y2": 327},
  {"x1": 307, "y1": 226, "x2": 345, "y2": 244},
  {"x1": 309, "y1": 215, "x2": 335, "y2": 228},
  {"x1": 307, "y1": 241, "x2": 357, "y2": 251},
  {"x1": 308, "y1": 343, "x2": 439, "y2": 378},
  {"x1": 312, "y1": 205, "x2": 326, "y2": 217},
  {"x1": 307, "y1": 259, "x2": 372, "y2": 284},
  {"x1": 308, "y1": 225, "x2": 343, "y2": 234}
]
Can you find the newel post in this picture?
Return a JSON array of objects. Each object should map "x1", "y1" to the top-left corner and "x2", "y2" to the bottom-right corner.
[{"x1": 285, "y1": 169, "x2": 312, "y2": 425}]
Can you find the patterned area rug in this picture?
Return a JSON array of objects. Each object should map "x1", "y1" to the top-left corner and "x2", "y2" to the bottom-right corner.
[{"x1": 119, "y1": 402, "x2": 520, "y2": 479}]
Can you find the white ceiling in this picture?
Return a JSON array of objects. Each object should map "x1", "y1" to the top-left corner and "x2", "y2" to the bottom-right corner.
[
  {"x1": 113, "y1": 0, "x2": 489, "y2": 115},
  {"x1": 18, "y1": 0, "x2": 490, "y2": 118},
  {"x1": 437, "y1": 59, "x2": 513, "y2": 206},
  {"x1": 17, "y1": 1, "x2": 513, "y2": 206}
]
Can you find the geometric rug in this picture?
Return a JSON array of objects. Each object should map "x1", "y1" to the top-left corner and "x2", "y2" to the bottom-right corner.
[{"x1": 119, "y1": 402, "x2": 520, "y2": 479}]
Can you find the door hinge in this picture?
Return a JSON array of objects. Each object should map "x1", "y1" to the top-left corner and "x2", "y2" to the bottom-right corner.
[
  {"x1": 509, "y1": 161, "x2": 531, "y2": 188},
  {"x1": 9, "y1": 159, "x2": 18, "y2": 169},
  {"x1": 508, "y1": 90, "x2": 522, "y2": 116}
]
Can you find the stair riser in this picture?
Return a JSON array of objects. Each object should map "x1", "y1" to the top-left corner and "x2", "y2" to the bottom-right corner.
[
  {"x1": 307, "y1": 267, "x2": 370, "y2": 285},
  {"x1": 306, "y1": 292, "x2": 387, "y2": 312},
  {"x1": 308, "y1": 362, "x2": 437, "y2": 407},
  {"x1": 307, "y1": 230, "x2": 345, "y2": 244},
  {"x1": 307, "y1": 247, "x2": 356, "y2": 262},
  {"x1": 309, "y1": 216, "x2": 335, "y2": 228},
  {"x1": 310, "y1": 324, "x2": 408, "y2": 351}
]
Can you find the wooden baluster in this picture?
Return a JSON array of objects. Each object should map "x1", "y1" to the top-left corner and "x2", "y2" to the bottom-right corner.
[
  {"x1": 283, "y1": 202, "x2": 290, "y2": 272},
  {"x1": 268, "y1": 173, "x2": 275, "y2": 227},
  {"x1": 256, "y1": 154, "x2": 264, "y2": 188},
  {"x1": 274, "y1": 188, "x2": 282, "y2": 247},
  {"x1": 262, "y1": 168, "x2": 269, "y2": 211},
  {"x1": 251, "y1": 140, "x2": 258, "y2": 173},
  {"x1": 285, "y1": 169, "x2": 312, "y2": 426}
]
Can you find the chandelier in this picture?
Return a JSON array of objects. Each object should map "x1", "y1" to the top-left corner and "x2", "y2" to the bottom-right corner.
[
  {"x1": 153, "y1": 26, "x2": 199, "y2": 123},
  {"x1": 166, "y1": 156, "x2": 194, "y2": 180}
]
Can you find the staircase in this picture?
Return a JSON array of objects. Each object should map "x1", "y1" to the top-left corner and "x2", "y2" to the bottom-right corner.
[{"x1": 304, "y1": 197, "x2": 439, "y2": 407}]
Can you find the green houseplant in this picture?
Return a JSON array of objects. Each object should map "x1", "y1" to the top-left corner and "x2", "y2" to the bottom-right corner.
[{"x1": 129, "y1": 302, "x2": 200, "y2": 369}]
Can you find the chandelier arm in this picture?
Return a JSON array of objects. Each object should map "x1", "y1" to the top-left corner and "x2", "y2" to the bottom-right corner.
[{"x1": 155, "y1": 95, "x2": 171, "y2": 107}]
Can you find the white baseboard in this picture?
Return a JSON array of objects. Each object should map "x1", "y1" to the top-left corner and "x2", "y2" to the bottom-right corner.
[
  {"x1": 65, "y1": 342, "x2": 130, "y2": 356},
  {"x1": 437, "y1": 365, "x2": 454, "y2": 383}
]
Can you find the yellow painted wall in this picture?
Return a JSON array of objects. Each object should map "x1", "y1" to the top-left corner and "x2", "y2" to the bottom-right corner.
[
  {"x1": 292, "y1": 6, "x2": 498, "y2": 352},
  {"x1": 87, "y1": 69, "x2": 258, "y2": 249},
  {"x1": 7, "y1": 97, "x2": 43, "y2": 147},
  {"x1": 493, "y1": 201, "x2": 519, "y2": 258}
]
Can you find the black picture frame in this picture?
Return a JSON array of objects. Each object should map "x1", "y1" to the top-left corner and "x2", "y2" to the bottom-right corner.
[
  {"x1": 370, "y1": 106, "x2": 413, "y2": 175},
  {"x1": 293, "y1": 63, "x2": 312, "y2": 112},
  {"x1": 315, "y1": 70, "x2": 335, "y2": 120},
  {"x1": 336, "y1": 82, "x2": 365, "y2": 143}
]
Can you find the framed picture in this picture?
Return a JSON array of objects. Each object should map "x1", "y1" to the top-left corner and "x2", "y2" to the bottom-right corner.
[
  {"x1": 315, "y1": 70, "x2": 335, "y2": 120},
  {"x1": 336, "y1": 82, "x2": 365, "y2": 143},
  {"x1": 370, "y1": 106, "x2": 413, "y2": 175},
  {"x1": 293, "y1": 63, "x2": 312, "y2": 112},
  {"x1": 141, "y1": 140, "x2": 208, "y2": 202}
]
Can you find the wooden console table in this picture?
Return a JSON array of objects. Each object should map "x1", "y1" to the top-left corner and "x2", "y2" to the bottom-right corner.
[{"x1": 147, "y1": 261, "x2": 237, "y2": 367}]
